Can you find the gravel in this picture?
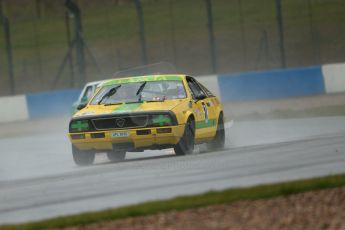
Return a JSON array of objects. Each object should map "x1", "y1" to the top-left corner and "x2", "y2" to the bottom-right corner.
[{"x1": 67, "y1": 187, "x2": 345, "y2": 230}]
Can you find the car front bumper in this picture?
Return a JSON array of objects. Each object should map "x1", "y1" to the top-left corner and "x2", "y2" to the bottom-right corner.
[{"x1": 69, "y1": 124, "x2": 185, "y2": 151}]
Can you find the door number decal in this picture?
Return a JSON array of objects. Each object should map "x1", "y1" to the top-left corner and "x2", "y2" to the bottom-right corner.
[{"x1": 202, "y1": 102, "x2": 209, "y2": 123}]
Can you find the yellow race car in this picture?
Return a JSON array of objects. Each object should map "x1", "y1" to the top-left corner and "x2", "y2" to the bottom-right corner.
[{"x1": 68, "y1": 75, "x2": 225, "y2": 165}]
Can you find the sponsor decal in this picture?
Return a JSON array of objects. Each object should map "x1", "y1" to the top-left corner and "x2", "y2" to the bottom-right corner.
[
  {"x1": 113, "y1": 103, "x2": 142, "y2": 113},
  {"x1": 202, "y1": 102, "x2": 209, "y2": 123},
  {"x1": 194, "y1": 108, "x2": 203, "y2": 119},
  {"x1": 104, "y1": 75, "x2": 183, "y2": 86}
]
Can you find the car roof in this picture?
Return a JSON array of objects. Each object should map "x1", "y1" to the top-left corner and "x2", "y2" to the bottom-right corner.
[
  {"x1": 84, "y1": 80, "x2": 106, "y2": 87},
  {"x1": 102, "y1": 74, "x2": 186, "y2": 86}
]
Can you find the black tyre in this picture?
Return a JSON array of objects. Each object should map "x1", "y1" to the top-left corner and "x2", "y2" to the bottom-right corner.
[
  {"x1": 72, "y1": 145, "x2": 95, "y2": 166},
  {"x1": 206, "y1": 113, "x2": 225, "y2": 151},
  {"x1": 107, "y1": 151, "x2": 126, "y2": 162},
  {"x1": 174, "y1": 117, "x2": 195, "y2": 156}
]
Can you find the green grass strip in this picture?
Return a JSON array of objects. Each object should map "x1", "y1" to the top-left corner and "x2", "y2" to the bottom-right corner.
[{"x1": 2, "y1": 174, "x2": 345, "y2": 230}]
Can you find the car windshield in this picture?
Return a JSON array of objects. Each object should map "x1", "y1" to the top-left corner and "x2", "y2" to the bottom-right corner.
[{"x1": 90, "y1": 80, "x2": 186, "y2": 105}]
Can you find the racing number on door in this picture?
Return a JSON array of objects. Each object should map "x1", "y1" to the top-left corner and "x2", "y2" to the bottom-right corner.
[{"x1": 202, "y1": 102, "x2": 208, "y2": 123}]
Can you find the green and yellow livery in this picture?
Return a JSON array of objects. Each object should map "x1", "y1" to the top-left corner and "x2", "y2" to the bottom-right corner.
[{"x1": 68, "y1": 74, "x2": 225, "y2": 165}]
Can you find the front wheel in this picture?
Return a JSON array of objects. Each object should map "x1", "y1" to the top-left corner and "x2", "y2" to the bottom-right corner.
[
  {"x1": 206, "y1": 113, "x2": 225, "y2": 151},
  {"x1": 107, "y1": 151, "x2": 126, "y2": 162},
  {"x1": 174, "y1": 118, "x2": 195, "y2": 156},
  {"x1": 72, "y1": 145, "x2": 95, "y2": 166}
]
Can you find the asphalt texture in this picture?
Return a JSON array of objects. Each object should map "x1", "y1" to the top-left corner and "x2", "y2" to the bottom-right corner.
[{"x1": 1, "y1": 116, "x2": 345, "y2": 224}]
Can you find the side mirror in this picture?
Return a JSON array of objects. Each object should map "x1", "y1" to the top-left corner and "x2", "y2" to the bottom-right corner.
[
  {"x1": 77, "y1": 103, "x2": 87, "y2": 110},
  {"x1": 195, "y1": 93, "x2": 206, "y2": 101}
]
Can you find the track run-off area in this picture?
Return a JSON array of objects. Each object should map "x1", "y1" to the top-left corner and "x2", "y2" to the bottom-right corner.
[{"x1": 1, "y1": 116, "x2": 345, "y2": 224}]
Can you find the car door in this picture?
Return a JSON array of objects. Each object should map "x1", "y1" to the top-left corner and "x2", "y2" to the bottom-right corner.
[
  {"x1": 186, "y1": 77, "x2": 216, "y2": 140},
  {"x1": 193, "y1": 78, "x2": 218, "y2": 137},
  {"x1": 194, "y1": 78, "x2": 218, "y2": 130}
]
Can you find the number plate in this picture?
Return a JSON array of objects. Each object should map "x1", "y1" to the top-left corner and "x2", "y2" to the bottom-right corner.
[{"x1": 111, "y1": 131, "x2": 130, "y2": 138}]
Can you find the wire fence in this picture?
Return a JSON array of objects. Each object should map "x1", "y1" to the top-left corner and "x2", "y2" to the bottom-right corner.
[{"x1": 0, "y1": 0, "x2": 344, "y2": 96}]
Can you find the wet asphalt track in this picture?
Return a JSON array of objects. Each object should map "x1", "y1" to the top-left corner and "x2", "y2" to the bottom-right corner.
[{"x1": 1, "y1": 116, "x2": 345, "y2": 224}]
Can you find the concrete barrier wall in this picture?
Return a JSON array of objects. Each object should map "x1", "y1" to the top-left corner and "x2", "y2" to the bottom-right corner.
[
  {"x1": 218, "y1": 66, "x2": 325, "y2": 102},
  {"x1": 0, "y1": 63, "x2": 344, "y2": 123},
  {"x1": 322, "y1": 63, "x2": 345, "y2": 94},
  {"x1": 26, "y1": 89, "x2": 81, "y2": 119},
  {"x1": 0, "y1": 95, "x2": 29, "y2": 123}
]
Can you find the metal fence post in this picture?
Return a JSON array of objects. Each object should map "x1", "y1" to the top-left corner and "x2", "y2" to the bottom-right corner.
[
  {"x1": 205, "y1": 0, "x2": 217, "y2": 73},
  {"x1": 65, "y1": 12, "x2": 75, "y2": 87},
  {"x1": 35, "y1": 0, "x2": 41, "y2": 19},
  {"x1": 169, "y1": 0, "x2": 177, "y2": 66},
  {"x1": 32, "y1": 17, "x2": 42, "y2": 82},
  {"x1": 275, "y1": 0, "x2": 286, "y2": 68},
  {"x1": 65, "y1": 0, "x2": 85, "y2": 87},
  {"x1": 134, "y1": 0, "x2": 148, "y2": 65},
  {"x1": 307, "y1": 0, "x2": 320, "y2": 64},
  {"x1": 0, "y1": 0, "x2": 15, "y2": 94},
  {"x1": 238, "y1": 0, "x2": 247, "y2": 69}
]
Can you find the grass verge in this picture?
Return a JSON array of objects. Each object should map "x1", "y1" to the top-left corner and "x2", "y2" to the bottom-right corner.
[{"x1": 2, "y1": 174, "x2": 345, "y2": 230}]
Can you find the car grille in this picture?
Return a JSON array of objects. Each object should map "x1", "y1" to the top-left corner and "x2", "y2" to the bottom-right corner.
[{"x1": 91, "y1": 115, "x2": 149, "y2": 130}]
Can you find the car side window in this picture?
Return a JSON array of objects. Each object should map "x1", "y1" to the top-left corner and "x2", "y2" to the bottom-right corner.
[
  {"x1": 187, "y1": 78, "x2": 206, "y2": 99},
  {"x1": 195, "y1": 81, "x2": 215, "y2": 97},
  {"x1": 81, "y1": 86, "x2": 93, "y2": 103}
]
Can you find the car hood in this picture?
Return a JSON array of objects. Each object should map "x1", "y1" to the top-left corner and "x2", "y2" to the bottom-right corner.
[{"x1": 73, "y1": 100, "x2": 184, "y2": 118}]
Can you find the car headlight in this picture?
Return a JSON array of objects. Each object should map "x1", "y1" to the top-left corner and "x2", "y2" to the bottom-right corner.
[
  {"x1": 69, "y1": 120, "x2": 91, "y2": 132},
  {"x1": 150, "y1": 114, "x2": 174, "y2": 127}
]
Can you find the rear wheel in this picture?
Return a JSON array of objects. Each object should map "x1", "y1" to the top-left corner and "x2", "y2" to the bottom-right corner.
[
  {"x1": 174, "y1": 118, "x2": 195, "y2": 156},
  {"x1": 107, "y1": 151, "x2": 126, "y2": 162},
  {"x1": 72, "y1": 145, "x2": 95, "y2": 166},
  {"x1": 206, "y1": 113, "x2": 225, "y2": 151}
]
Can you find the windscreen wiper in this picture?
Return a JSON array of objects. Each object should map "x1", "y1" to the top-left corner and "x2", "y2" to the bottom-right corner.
[
  {"x1": 125, "y1": 101, "x2": 144, "y2": 104},
  {"x1": 98, "y1": 85, "x2": 121, "y2": 105},
  {"x1": 136, "y1": 81, "x2": 147, "y2": 102},
  {"x1": 103, "y1": 102, "x2": 123, "y2": 106}
]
